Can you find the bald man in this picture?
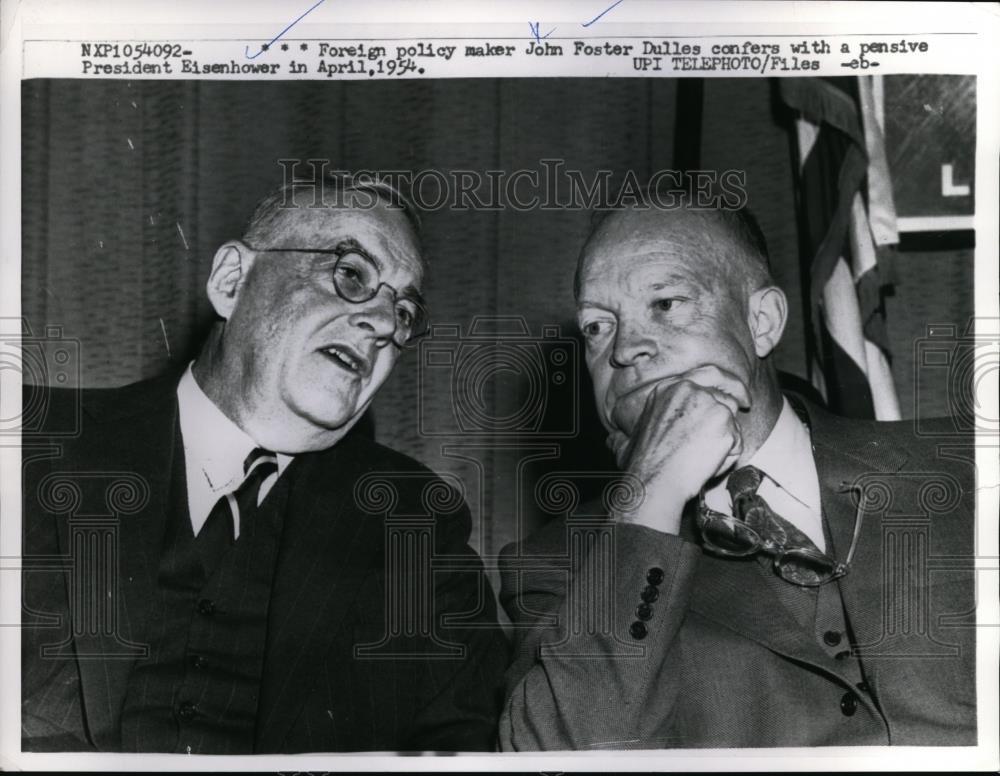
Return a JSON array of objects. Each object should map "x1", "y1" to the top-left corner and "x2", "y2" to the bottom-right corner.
[{"x1": 498, "y1": 200, "x2": 977, "y2": 749}]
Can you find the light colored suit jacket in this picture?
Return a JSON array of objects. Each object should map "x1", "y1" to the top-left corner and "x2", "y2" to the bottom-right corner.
[{"x1": 498, "y1": 400, "x2": 977, "y2": 749}]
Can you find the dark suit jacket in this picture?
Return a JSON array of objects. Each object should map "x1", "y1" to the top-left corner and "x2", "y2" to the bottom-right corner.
[
  {"x1": 498, "y1": 399, "x2": 977, "y2": 749},
  {"x1": 21, "y1": 372, "x2": 509, "y2": 752}
]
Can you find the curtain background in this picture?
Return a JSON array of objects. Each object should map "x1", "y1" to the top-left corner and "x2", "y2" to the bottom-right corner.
[{"x1": 21, "y1": 77, "x2": 974, "y2": 571}]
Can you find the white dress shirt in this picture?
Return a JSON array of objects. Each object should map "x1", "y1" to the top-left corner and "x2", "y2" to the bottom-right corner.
[
  {"x1": 704, "y1": 397, "x2": 825, "y2": 553},
  {"x1": 176, "y1": 364, "x2": 292, "y2": 539}
]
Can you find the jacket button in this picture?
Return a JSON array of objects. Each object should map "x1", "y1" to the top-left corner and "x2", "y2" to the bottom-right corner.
[
  {"x1": 840, "y1": 692, "x2": 858, "y2": 716},
  {"x1": 629, "y1": 621, "x2": 648, "y2": 640},
  {"x1": 640, "y1": 585, "x2": 659, "y2": 603},
  {"x1": 823, "y1": 630, "x2": 842, "y2": 647},
  {"x1": 197, "y1": 599, "x2": 216, "y2": 616},
  {"x1": 646, "y1": 567, "x2": 665, "y2": 586},
  {"x1": 635, "y1": 603, "x2": 653, "y2": 621},
  {"x1": 177, "y1": 701, "x2": 197, "y2": 721}
]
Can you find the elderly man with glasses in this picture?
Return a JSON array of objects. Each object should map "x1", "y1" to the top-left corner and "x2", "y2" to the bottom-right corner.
[
  {"x1": 22, "y1": 176, "x2": 508, "y2": 754},
  {"x1": 498, "y1": 198, "x2": 977, "y2": 750}
]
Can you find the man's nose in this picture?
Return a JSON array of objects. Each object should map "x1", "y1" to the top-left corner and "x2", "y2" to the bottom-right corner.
[
  {"x1": 610, "y1": 320, "x2": 658, "y2": 367},
  {"x1": 348, "y1": 286, "x2": 398, "y2": 340}
]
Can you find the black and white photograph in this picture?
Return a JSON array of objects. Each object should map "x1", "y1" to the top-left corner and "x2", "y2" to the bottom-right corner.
[{"x1": 2, "y1": 1, "x2": 998, "y2": 771}]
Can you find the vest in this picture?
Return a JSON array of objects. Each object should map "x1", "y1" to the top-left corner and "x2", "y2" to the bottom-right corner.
[
  {"x1": 119, "y1": 427, "x2": 290, "y2": 753},
  {"x1": 754, "y1": 506, "x2": 877, "y2": 731}
]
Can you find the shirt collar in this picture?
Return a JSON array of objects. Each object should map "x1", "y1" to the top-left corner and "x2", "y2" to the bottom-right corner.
[
  {"x1": 176, "y1": 363, "x2": 291, "y2": 494},
  {"x1": 744, "y1": 396, "x2": 821, "y2": 515}
]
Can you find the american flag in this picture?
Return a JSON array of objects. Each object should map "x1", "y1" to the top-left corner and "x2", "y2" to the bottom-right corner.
[{"x1": 779, "y1": 76, "x2": 901, "y2": 420}]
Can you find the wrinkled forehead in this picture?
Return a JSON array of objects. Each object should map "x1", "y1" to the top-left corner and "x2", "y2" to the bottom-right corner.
[
  {"x1": 271, "y1": 199, "x2": 425, "y2": 284},
  {"x1": 578, "y1": 208, "x2": 727, "y2": 293}
]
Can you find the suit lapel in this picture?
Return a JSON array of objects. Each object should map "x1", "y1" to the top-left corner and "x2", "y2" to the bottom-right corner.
[
  {"x1": 689, "y1": 398, "x2": 911, "y2": 684},
  {"x1": 55, "y1": 373, "x2": 180, "y2": 749},
  {"x1": 682, "y1": 497, "x2": 813, "y2": 658},
  {"x1": 684, "y1": 467, "x2": 837, "y2": 672},
  {"x1": 807, "y1": 404, "x2": 911, "y2": 703},
  {"x1": 689, "y1": 550, "x2": 838, "y2": 669},
  {"x1": 255, "y1": 434, "x2": 386, "y2": 752}
]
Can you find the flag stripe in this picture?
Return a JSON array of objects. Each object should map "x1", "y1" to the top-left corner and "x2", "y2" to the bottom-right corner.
[
  {"x1": 780, "y1": 76, "x2": 902, "y2": 420},
  {"x1": 819, "y1": 319, "x2": 875, "y2": 418},
  {"x1": 822, "y1": 256, "x2": 871, "y2": 380},
  {"x1": 859, "y1": 75, "x2": 899, "y2": 247}
]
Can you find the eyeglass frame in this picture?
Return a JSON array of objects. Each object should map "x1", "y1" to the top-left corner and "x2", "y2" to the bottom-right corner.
[
  {"x1": 246, "y1": 243, "x2": 429, "y2": 348},
  {"x1": 695, "y1": 484, "x2": 866, "y2": 587}
]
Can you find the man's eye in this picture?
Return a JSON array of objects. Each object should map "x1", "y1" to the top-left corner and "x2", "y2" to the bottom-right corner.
[
  {"x1": 396, "y1": 306, "x2": 414, "y2": 327},
  {"x1": 335, "y1": 265, "x2": 363, "y2": 283},
  {"x1": 581, "y1": 320, "x2": 609, "y2": 338},
  {"x1": 654, "y1": 298, "x2": 677, "y2": 312}
]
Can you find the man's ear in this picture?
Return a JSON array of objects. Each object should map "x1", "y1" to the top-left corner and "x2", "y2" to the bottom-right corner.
[
  {"x1": 206, "y1": 241, "x2": 255, "y2": 320},
  {"x1": 747, "y1": 285, "x2": 788, "y2": 358}
]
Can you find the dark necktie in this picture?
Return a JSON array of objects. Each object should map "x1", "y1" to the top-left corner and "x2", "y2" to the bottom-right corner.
[
  {"x1": 195, "y1": 447, "x2": 278, "y2": 577},
  {"x1": 726, "y1": 465, "x2": 823, "y2": 560}
]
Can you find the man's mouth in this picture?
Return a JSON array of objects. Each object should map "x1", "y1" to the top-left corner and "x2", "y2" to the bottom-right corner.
[{"x1": 320, "y1": 344, "x2": 368, "y2": 376}]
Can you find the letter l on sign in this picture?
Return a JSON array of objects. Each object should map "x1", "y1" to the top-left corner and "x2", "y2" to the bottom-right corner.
[{"x1": 941, "y1": 164, "x2": 970, "y2": 196}]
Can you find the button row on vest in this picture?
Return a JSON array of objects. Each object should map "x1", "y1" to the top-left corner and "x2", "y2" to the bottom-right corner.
[
  {"x1": 840, "y1": 691, "x2": 858, "y2": 716},
  {"x1": 177, "y1": 700, "x2": 198, "y2": 722},
  {"x1": 823, "y1": 630, "x2": 842, "y2": 647},
  {"x1": 197, "y1": 598, "x2": 216, "y2": 616}
]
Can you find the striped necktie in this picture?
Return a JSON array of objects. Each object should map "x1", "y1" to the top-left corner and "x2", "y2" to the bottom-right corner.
[{"x1": 195, "y1": 448, "x2": 278, "y2": 577}]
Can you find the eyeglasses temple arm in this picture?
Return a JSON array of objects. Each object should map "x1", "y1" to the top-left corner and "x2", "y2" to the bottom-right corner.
[{"x1": 842, "y1": 484, "x2": 867, "y2": 568}]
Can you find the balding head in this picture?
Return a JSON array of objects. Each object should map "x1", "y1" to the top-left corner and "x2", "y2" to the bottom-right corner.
[{"x1": 576, "y1": 204, "x2": 773, "y2": 305}]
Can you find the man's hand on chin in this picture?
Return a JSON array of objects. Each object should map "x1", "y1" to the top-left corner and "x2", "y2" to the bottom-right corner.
[{"x1": 608, "y1": 365, "x2": 751, "y2": 536}]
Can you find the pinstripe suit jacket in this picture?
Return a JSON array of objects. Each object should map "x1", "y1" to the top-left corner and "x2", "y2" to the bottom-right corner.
[
  {"x1": 498, "y1": 399, "x2": 977, "y2": 749},
  {"x1": 22, "y1": 373, "x2": 508, "y2": 752}
]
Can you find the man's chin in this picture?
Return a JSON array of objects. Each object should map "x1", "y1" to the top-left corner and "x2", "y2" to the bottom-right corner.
[{"x1": 299, "y1": 387, "x2": 377, "y2": 431}]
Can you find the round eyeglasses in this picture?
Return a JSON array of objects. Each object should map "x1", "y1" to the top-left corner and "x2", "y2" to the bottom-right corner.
[
  {"x1": 249, "y1": 245, "x2": 428, "y2": 348},
  {"x1": 696, "y1": 491, "x2": 864, "y2": 587}
]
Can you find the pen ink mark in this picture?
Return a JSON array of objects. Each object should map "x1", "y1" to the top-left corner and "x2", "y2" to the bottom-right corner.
[
  {"x1": 529, "y1": 21, "x2": 556, "y2": 43},
  {"x1": 126, "y1": 137, "x2": 134, "y2": 150},
  {"x1": 245, "y1": 0, "x2": 326, "y2": 59},
  {"x1": 581, "y1": 0, "x2": 624, "y2": 27}
]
